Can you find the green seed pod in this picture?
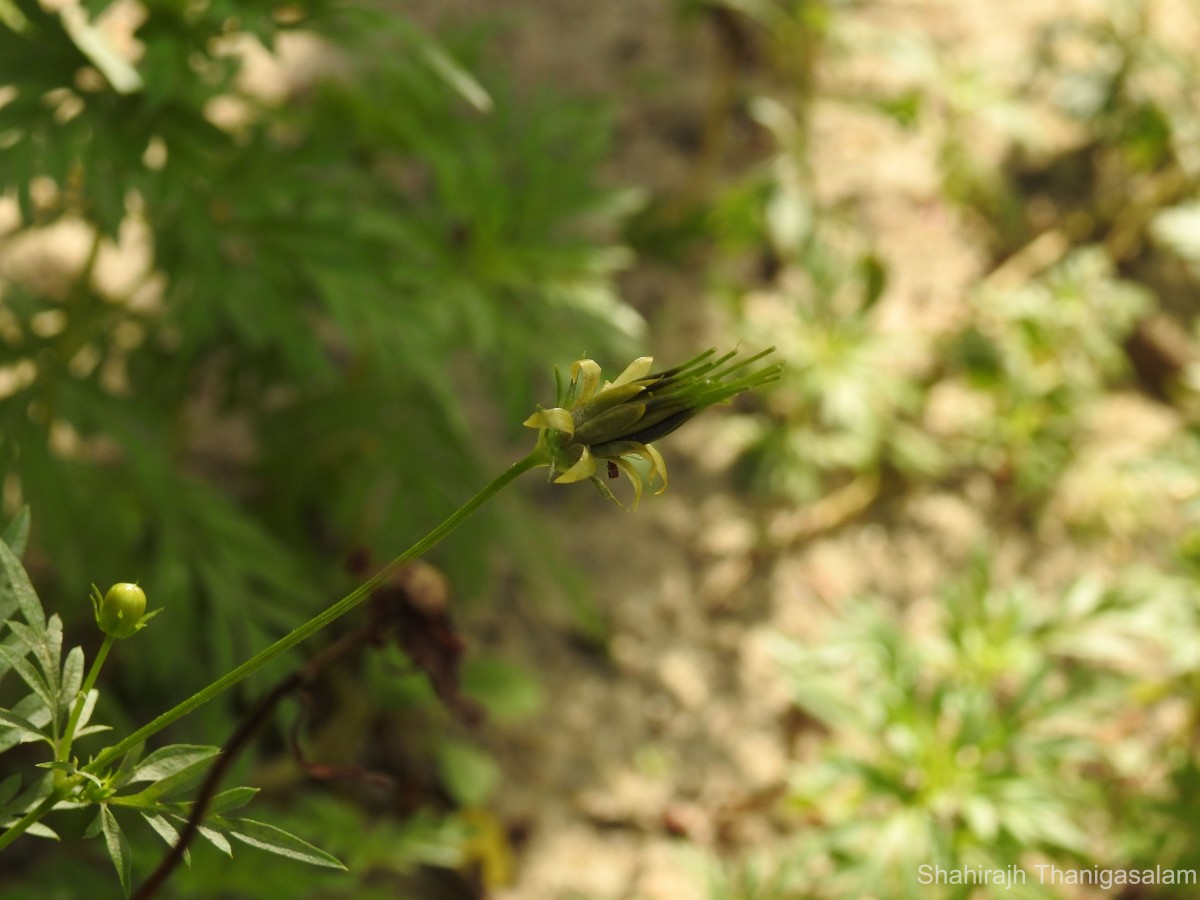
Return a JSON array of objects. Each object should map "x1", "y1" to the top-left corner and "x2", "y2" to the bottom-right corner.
[{"x1": 96, "y1": 582, "x2": 147, "y2": 639}]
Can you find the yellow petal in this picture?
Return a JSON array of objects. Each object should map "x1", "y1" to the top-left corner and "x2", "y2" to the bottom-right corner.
[
  {"x1": 605, "y1": 356, "x2": 653, "y2": 390},
  {"x1": 570, "y1": 359, "x2": 603, "y2": 404},
  {"x1": 522, "y1": 407, "x2": 575, "y2": 435},
  {"x1": 555, "y1": 445, "x2": 596, "y2": 483},
  {"x1": 612, "y1": 457, "x2": 644, "y2": 510},
  {"x1": 641, "y1": 442, "x2": 668, "y2": 494}
]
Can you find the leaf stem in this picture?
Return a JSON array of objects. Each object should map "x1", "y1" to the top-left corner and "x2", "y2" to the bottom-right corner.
[
  {"x1": 59, "y1": 634, "x2": 115, "y2": 764},
  {"x1": 82, "y1": 451, "x2": 542, "y2": 776}
]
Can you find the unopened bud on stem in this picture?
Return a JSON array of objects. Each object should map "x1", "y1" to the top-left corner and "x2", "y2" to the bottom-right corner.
[
  {"x1": 524, "y1": 347, "x2": 782, "y2": 508},
  {"x1": 92, "y1": 583, "x2": 157, "y2": 639}
]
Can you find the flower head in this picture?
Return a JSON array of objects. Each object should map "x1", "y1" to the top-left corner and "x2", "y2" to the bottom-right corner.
[{"x1": 524, "y1": 347, "x2": 782, "y2": 507}]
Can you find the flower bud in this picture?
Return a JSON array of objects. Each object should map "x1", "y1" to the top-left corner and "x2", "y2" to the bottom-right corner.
[
  {"x1": 93, "y1": 582, "x2": 149, "y2": 639},
  {"x1": 524, "y1": 347, "x2": 782, "y2": 508}
]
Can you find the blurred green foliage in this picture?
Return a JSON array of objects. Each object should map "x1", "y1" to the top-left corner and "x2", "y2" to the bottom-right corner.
[
  {"x1": 1, "y1": 0, "x2": 634, "y2": 894},
  {"x1": 0, "y1": 3, "x2": 638, "y2": 685},
  {"x1": 689, "y1": 0, "x2": 1200, "y2": 897}
]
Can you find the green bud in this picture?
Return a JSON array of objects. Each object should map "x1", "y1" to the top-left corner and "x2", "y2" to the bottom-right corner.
[{"x1": 93, "y1": 582, "x2": 149, "y2": 639}]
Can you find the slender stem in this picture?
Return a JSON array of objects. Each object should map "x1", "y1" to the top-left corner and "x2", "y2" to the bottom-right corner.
[
  {"x1": 134, "y1": 622, "x2": 374, "y2": 899},
  {"x1": 59, "y1": 634, "x2": 115, "y2": 763},
  {"x1": 82, "y1": 452, "x2": 541, "y2": 776},
  {"x1": 0, "y1": 791, "x2": 63, "y2": 853}
]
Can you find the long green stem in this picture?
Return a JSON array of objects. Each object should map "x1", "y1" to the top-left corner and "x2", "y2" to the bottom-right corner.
[
  {"x1": 59, "y1": 634, "x2": 115, "y2": 763},
  {"x1": 83, "y1": 451, "x2": 541, "y2": 776}
]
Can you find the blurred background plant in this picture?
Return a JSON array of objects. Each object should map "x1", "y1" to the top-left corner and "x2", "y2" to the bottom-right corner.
[
  {"x1": 684, "y1": 0, "x2": 1200, "y2": 896},
  {"x1": 770, "y1": 566, "x2": 1145, "y2": 898},
  {"x1": 1, "y1": 0, "x2": 633, "y2": 894}
]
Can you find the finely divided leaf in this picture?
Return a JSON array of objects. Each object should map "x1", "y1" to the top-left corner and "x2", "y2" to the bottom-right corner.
[
  {"x1": 0, "y1": 633, "x2": 24, "y2": 682},
  {"x1": 7, "y1": 617, "x2": 62, "y2": 709},
  {"x1": 74, "y1": 723, "x2": 113, "y2": 740},
  {"x1": 0, "y1": 645, "x2": 53, "y2": 714},
  {"x1": 124, "y1": 746, "x2": 220, "y2": 803},
  {"x1": 9, "y1": 772, "x2": 54, "y2": 817},
  {"x1": 203, "y1": 786, "x2": 259, "y2": 816},
  {"x1": 0, "y1": 538, "x2": 44, "y2": 630},
  {"x1": 110, "y1": 742, "x2": 146, "y2": 791},
  {"x1": 1, "y1": 507, "x2": 30, "y2": 558},
  {"x1": 0, "y1": 775, "x2": 57, "y2": 836},
  {"x1": 142, "y1": 812, "x2": 191, "y2": 867},
  {"x1": 23, "y1": 822, "x2": 60, "y2": 839},
  {"x1": 128, "y1": 744, "x2": 221, "y2": 783},
  {"x1": 99, "y1": 806, "x2": 133, "y2": 898},
  {"x1": 0, "y1": 707, "x2": 50, "y2": 745},
  {"x1": 0, "y1": 695, "x2": 52, "y2": 753},
  {"x1": 71, "y1": 689, "x2": 102, "y2": 734},
  {"x1": 193, "y1": 822, "x2": 233, "y2": 856},
  {"x1": 5, "y1": 621, "x2": 57, "y2": 697},
  {"x1": 60, "y1": 646, "x2": 84, "y2": 718},
  {"x1": 217, "y1": 817, "x2": 347, "y2": 869}
]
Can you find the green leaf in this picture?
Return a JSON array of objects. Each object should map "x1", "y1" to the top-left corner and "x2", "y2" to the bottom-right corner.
[
  {"x1": 0, "y1": 536, "x2": 44, "y2": 629},
  {"x1": 461, "y1": 656, "x2": 544, "y2": 721},
  {"x1": 0, "y1": 774, "x2": 21, "y2": 812},
  {"x1": 5, "y1": 621, "x2": 54, "y2": 687},
  {"x1": 22, "y1": 822, "x2": 60, "y2": 840},
  {"x1": 421, "y1": 45, "x2": 492, "y2": 113},
  {"x1": 0, "y1": 506, "x2": 30, "y2": 558},
  {"x1": 7, "y1": 771, "x2": 54, "y2": 821},
  {"x1": 0, "y1": 644, "x2": 53, "y2": 712},
  {"x1": 0, "y1": 707, "x2": 50, "y2": 745},
  {"x1": 8, "y1": 616, "x2": 62, "y2": 710},
  {"x1": 192, "y1": 821, "x2": 233, "y2": 856},
  {"x1": 74, "y1": 722, "x2": 113, "y2": 740},
  {"x1": 66, "y1": 688, "x2": 103, "y2": 739},
  {"x1": 123, "y1": 748, "x2": 220, "y2": 804},
  {"x1": 142, "y1": 812, "x2": 191, "y2": 867},
  {"x1": 216, "y1": 817, "x2": 347, "y2": 870},
  {"x1": 128, "y1": 744, "x2": 220, "y2": 784},
  {"x1": 110, "y1": 742, "x2": 145, "y2": 791},
  {"x1": 84, "y1": 810, "x2": 104, "y2": 839},
  {"x1": 60, "y1": 646, "x2": 84, "y2": 716},
  {"x1": 435, "y1": 739, "x2": 500, "y2": 807},
  {"x1": 203, "y1": 786, "x2": 259, "y2": 816},
  {"x1": 0, "y1": 633, "x2": 21, "y2": 681},
  {"x1": 99, "y1": 806, "x2": 133, "y2": 898},
  {"x1": 58, "y1": 3, "x2": 143, "y2": 94},
  {"x1": 0, "y1": 694, "x2": 52, "y2": 752}
]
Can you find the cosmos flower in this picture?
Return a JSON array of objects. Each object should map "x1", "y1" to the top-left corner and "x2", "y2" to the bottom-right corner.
[{"x1": 523, "y1": 347, "x2": 782, "y2": 508}]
